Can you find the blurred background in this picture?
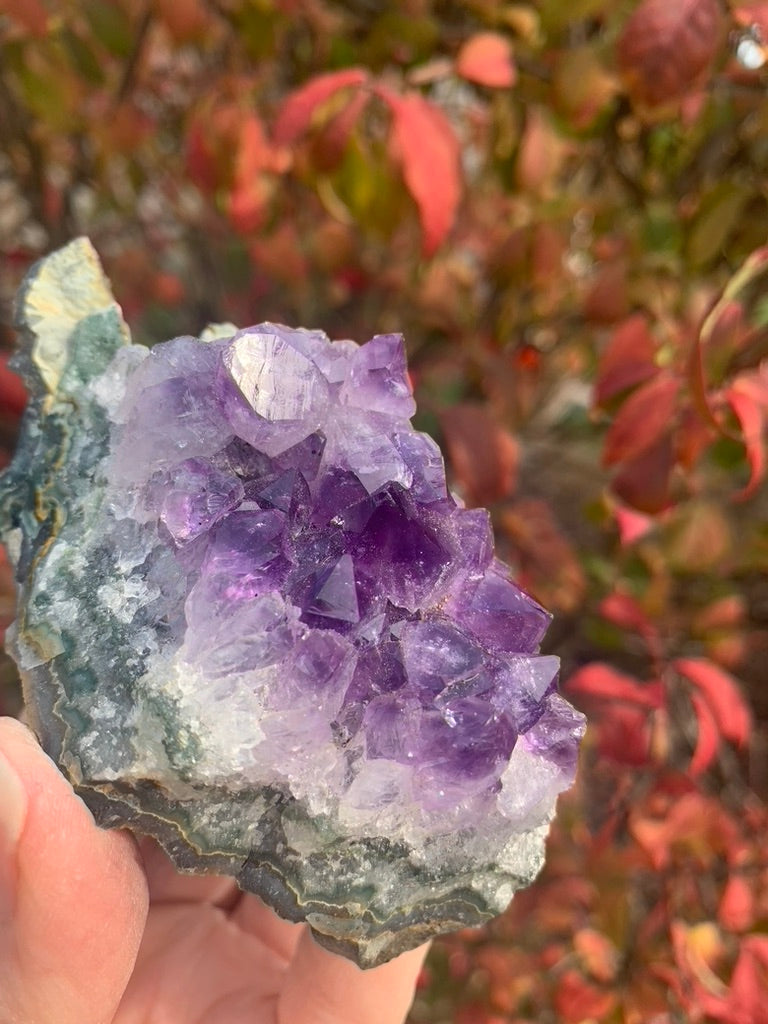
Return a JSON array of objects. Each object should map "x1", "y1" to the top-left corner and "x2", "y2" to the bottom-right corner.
[{"x1": 2, "y1": 1, "x2": 768, "y2": 1020}]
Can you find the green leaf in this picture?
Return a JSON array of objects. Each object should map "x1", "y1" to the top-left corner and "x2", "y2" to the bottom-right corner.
[
  {"x1": 82, "y1": 1, "x2": 134, "y2": 58},
  {"x1": 687, "y1": 183, "x2": 753, "y2": 269},
  {"x1": 61, "y1": 28, "x2": 106, "y2": 86},
  {"x1": 13, "y1": 61, "x2": 74, "y2": 129}
]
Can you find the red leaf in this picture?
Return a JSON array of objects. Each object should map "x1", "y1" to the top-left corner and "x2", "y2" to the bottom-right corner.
[
  {"x1": 675, "y1": 657, "x2": 752, "y2": 747},
  {"x1": 273, "y1": 68, "x2": 368, "y2": 145},
  {"x1": 596, "y1": 704, "x2": 653, "y2": 765},
  {"x1": 554, "y1": 968, "x2": 617, "y2": 1023},
  {"x1": 611, "y1": 433, "x2": 675, "y2": 514},
  {"x1": 689, "y1": 691, "x2": 720, "y2": 775},
  {"x1": 456, "y1": 32, "x2": 516, "y2": 89},
  {"x1": 3, "y1": 0, "x2": 48, "y2": 35},
  {"x1": 617, "y1": 0, "x2": 726, "y2": 108},
  {"x1": 603, "y1": 372, "x2": 680, "y2": 466},
  {"x1": 726, "y1": 383, "x2": 766, "y2": 501},
  {"x1": 744, "y1": 934, "x2": 768, "y2": 968},
  {"x1": 185, "y1": 119, "x2": 217, "y2": 194},
  {"x1": 440, "y1": 404, "x2": 518, "y2": 505},
  {"x1": 595, "y1": 314, "x2": 659, "y2": 407},
  {"x1": 583, "y1": 261, "x2": 629, "y2": 325},
  {"x1": 501, "y1": 498, "x2": 586, "y2": 614},
  {"x1": 676, "y1": 406, "x2": 714, "y2": 470},
  {"x1": 729, "y1": 938, "x2": 768, "y2": 1023},
  {"x1": 153, "y1": 0, "x2": 211, "y2": 41},
  {"x1": 228, "y1": 114, "x2": 289, "y2": 234},
  {"x1": 566, "y1": 663, "x2": 664, "y2": 708},
  {"x1": 718, "y1": 875, "x2": 755, "y2": 932},
  {"x1": 614, "y1": 505, "x2": 654, "y2": 546},
  {"x1": 384, "y1": 90, "x2": 462, "y2": 256},
  {"x1": 0, "y1": 355, "x2": 27, "y2": 418},
  {"x1": 310, "y1": 90, "x2": 369, "y2": 172},
  {"x1": 688, "y1": 252, "x2": 768, "y2": 437},
  {"x1": 600, "y1": 592, "x2": 656, "y2": 636},
  {"x1": 151, "y1": 272, "x2": 185, "y2": 307}
]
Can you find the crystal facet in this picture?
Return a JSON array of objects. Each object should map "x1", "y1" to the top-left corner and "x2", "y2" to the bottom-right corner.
[{"x1": 0, "y1": 239, "x2": 585, "y2": 967}]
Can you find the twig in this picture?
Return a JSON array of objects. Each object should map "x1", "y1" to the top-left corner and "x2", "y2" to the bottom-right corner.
[{"x1": 115, "y1": 5, "x2": 153, "y2": 107}]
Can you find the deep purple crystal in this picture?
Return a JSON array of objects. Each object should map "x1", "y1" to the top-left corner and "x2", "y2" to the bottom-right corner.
[{"x1": 107, "y1": 322, "x2": 583, "y2": 834}]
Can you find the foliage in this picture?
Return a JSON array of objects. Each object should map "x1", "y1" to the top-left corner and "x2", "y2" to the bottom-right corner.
[{"x1": 2, "y1": 1, "x2": 768, "y2": 1021}]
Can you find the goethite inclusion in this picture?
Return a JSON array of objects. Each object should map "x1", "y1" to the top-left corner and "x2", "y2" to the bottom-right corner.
[{"x1": 0, "y1": 239, "x2": 585, "y2": 966}]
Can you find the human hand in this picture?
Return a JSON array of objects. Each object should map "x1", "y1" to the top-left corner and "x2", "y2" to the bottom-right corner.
[{"x1": 0, "y1": 716, "x2": 428, "y2": 1024}]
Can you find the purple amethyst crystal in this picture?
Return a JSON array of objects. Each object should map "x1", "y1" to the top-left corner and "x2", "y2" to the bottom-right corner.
[
  {"x1": 105, "y1": 323, "x2": 579, "y2": 824},
  {"x1": 1, "y1": 239, "x2": 585, "y2": 967}
]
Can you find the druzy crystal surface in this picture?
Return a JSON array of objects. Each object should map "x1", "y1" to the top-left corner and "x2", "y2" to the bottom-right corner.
[{"x1": 1, "y1": 239, "x2": 585, "y2": 966}]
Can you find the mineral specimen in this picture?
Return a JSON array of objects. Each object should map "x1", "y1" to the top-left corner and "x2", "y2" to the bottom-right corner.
[{"x1": 0, "y1": 239, "x2": 585, "y2": 966}]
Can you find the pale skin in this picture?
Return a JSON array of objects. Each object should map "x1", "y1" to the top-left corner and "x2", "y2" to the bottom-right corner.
[{"x1": 0, "y1": 717, "x2": 428, "y2": 1024}]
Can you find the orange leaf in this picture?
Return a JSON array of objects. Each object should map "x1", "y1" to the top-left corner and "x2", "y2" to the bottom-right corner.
[
  {"x1": 567, "y1": 663, "x2": 663, "y2": 708},
  {"x1": 595, "y1": 313, "x2": 659, "y2": 407},
  {"x1": 603, "y1": 372, "x2": 680, "y2": 466},
  {"x1": 726, "y1": 383, "x2": 766, "y2": 501},
  {"x1": 273, "y1": 68, "x2": 368, "y2": 145},
  {"x1": 384, "y1": 91, "x2": 462, "y2": 256},
  {"x1": 456, "y1": 32, "x2": 516, "y2": 89},
  {"x1": 675, "y1": 657, "x2": 752, "y2": 747},
  {"x1": 694, "y1": 593, "x2": 747, "y2": 632},
  {"x1": 668, "y1": 920, "x2": 730, "y2": 1014},
  {"x1": 516, "y1": 108, "x2": 567, "y2": 197},
  {"x1": 574, "y1": 928, "x2": 620, "y2": 983},
  {"x1": 689, "y1": 691, "x2": 720, "y2": 775}
]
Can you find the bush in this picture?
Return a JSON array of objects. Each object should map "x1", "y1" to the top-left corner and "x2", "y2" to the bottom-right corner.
[{"x1": 2, "y1": 2, "x2": 768, "y2": 1020}]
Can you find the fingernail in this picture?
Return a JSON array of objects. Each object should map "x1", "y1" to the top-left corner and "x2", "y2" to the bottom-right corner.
[{"x1": 0, "y1": 751, "x2": 26, "y2": 853}]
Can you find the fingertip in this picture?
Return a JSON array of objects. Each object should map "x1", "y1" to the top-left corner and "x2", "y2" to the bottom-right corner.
[{"x1": 281, "y1": 929, "x2": 430, "y2": 1024}]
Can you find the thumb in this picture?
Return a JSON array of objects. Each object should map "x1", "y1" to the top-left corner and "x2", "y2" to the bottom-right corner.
[{"x1": 0, "y1": 717, "x2": 149, "y2": 1024}]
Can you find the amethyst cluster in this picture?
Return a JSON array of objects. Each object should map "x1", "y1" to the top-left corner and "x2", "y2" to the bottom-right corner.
[
  {"x1": 108, "y1": 324, "x2": 579, "y2": 837},
  {"x1": 1, "y1": 239, "x2": 584, "y2": 965}
]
